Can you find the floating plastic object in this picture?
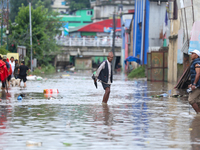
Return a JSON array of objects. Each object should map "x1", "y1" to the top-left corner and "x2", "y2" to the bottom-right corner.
[
  {"x1": 160, "y1": 93, "x2": 168, "y2": 97},
  {"x1": 43, "y1": 89, "x2": 59, "y2": 94},
  {"x1": 17, "y1": 95, "x2": 22, "y2": 100},
  {"x1": 26, "y1": 141, "x2": 42, "y2": 147},
  {"x1": 36, "y1": 76, "x2": 43, "y2": 80},
  {"x1": 27, "y1": 75, "x2": 37, "y2": 81}
]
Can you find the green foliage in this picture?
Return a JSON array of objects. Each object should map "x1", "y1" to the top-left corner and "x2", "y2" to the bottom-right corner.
[
  {"x1": 66, "y1": 0, "x2": 90, "y2": 11},
  {"x1": 0, "y1": 45, "x2": 10, "y2": 55},
  {"x1": 24, "y1": 56, "x2": 30, "y2": 67},
  {"x1": 10, "y1": 0, "x2": 53, "y2": 22},
  {"x1": 128, "y1": 66, "x2": 145, "y2": 78},
  {"x1": 32, "y1": 64, "x2": 56, "y2": 75},
  {"x1": 9, "y1": 1, "x2": 62, "y2": 66}
]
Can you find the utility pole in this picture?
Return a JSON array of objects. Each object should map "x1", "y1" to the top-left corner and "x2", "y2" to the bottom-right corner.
[
  {"x1": 1, "y1": 0, "x2": 4, "y2": 46},
  {"x1": 112, "y1": 12, "x2": 116, "y2": 72},
  {"x1": 29, "y1": 2, "x2": 33, "y2": 71},
  {"x1": 6, "y1": 0, "x2": 8, "y2": 50}
]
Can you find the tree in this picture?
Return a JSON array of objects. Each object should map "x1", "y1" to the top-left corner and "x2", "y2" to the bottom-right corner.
[
  {"x1": 9, "y1": 1, "x2": 62, "y2": 65},
  {"x1": 66, "y1": 0, "x2": 90, "y2": 11},
  {"x1": 10, "y1": 0, "x2": 53, "y2": 22}
]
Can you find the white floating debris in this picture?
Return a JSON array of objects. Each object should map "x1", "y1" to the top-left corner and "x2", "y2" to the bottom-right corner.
[{"x1": 26, "y1": 141, "x2": 42, "y2": 147}]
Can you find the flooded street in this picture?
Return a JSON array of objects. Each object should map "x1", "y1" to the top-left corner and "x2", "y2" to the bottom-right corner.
[{"x1": 0, "y1": 72, "x2": 199, "y2": 150}]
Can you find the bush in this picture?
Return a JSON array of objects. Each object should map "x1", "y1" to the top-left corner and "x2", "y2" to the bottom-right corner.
[
  {"x1": 31, "y1": 64, "x2": 56, "y2": 75},
  {"x1": 0, "y1": 45, "x2": 10, "y2": 55},
  {"x1": 128, "y1": 66, "x2": 145, "y2": 78}
]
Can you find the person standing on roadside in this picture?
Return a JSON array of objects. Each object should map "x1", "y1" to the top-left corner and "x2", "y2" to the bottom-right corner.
[
  {"x1": 9, "y1": 57, "x2": 15, "y2": 78},
  {"x1": 188, "y1": 50, "x2": 200, "y2": 114},
  {"x1": 18, "y1": 61, "x2": 30, "y2": 88},
  {"x1": 94, "y1": 52, "x2": 114, "y2": 104},
  {"x1": 14, "y1": 59, "x2": 20, "y2": 79}
]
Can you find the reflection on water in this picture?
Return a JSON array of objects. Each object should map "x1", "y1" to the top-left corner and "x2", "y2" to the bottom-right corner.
[
  {"x1": 190, "y1": 115, "x2": 200, "y2": 150},
  {"x1": 0, "y1": 73, "x2": 199, "y2": 149}
]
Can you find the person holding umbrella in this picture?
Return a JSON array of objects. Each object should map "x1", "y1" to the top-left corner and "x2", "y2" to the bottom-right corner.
[{"x1": 94, "y1": 52, "x2": 114, "y2": 104}]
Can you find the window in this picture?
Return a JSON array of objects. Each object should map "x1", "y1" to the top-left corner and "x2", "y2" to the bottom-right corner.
[
  {"x1": 87, "y1": 10, "x2": 93, "y2": 16},
  {"x1": 68, "y1": 21, "x2": 81, "y2": 23},
  {"x1": 83, "y1": 21, "x2": 93, "y2": 23},
  {"x1": 61, "y1": 1, "x2": 66, "y2": 5}
]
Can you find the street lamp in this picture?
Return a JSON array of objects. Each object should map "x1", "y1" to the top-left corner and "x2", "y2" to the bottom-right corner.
[{"x1": 6, "y1": 29, "x2": 9, "y2": 50}]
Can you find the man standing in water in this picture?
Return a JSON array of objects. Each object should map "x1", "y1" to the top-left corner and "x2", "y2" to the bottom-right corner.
[
  {"x1": 188, "y1": 50, "x2": 200, "y2": 113},
  {"x1": 18, "y1": 61, "x2": 30, "y2": 88},
  {"x1": 95, "y1": 52, "x2": 114, "y2": 104}
]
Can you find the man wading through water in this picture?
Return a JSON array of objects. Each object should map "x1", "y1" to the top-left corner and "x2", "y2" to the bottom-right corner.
[
  {"x1": 95, "y1": 52, "x2": 114, "y2": 104},
  {"x1": 188, "y1": 50, "x2": 200, "y2": 113}
]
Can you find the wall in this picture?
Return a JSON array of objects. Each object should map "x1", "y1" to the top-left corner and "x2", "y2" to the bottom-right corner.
[
  {"x1": 52, "y1": 0, "x2": 69, "y2": 12},
  {"x1": 93, "y1": 5, "x2": 134, "y2": 22},
  {"x1": 75, "y1": 57, "x2": 92, "y2": 70},
  {"x1": 59, "y1": 9, "x2": 94, "y2": 29},
  {"x1": 149, "y1": 2, "x2": 169, "y2": 48}
]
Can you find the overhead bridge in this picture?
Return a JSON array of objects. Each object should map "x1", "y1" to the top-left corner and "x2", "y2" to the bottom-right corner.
[{"x1": 54, "y1": 37, "x2": 122, "y2": 70}]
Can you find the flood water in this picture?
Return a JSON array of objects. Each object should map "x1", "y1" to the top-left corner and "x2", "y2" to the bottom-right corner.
[{"x1": 0, "y1": 72, "x2": 199, "y2": 150}]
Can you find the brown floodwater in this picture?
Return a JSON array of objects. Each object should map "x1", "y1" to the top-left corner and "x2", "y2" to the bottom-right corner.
[{"x1": 0, "y1": 72, "x2": 198, "y2": 150}]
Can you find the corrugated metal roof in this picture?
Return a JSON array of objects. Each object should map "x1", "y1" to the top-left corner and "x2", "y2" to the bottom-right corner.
[
  {"x1": 69, "y1": 25, "x2": 86, "y2": 33},
  {"x1": 78, "y1": 19, "x2": 121, "y2": 32}
]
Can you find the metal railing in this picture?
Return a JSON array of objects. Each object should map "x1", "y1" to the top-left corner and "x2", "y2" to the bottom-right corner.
[{"x1": 56, "y1": 37, "x2": 122, "y2": 47}]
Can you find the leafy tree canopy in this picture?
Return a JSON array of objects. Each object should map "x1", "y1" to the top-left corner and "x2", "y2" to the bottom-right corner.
[
  {"x1": 66, "y1": 0, "x2": 90, "y2": 11},
  {"x1": 9, "y1": 1, "x2": 62, "y2": 65},
  {"x1": 10, "y1": 0, "x2": 53, "y2": 22}
]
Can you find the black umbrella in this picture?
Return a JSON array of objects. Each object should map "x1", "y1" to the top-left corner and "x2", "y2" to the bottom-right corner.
[{"x1": 92, "y1": 74, "x2": 97, "y2": 89}]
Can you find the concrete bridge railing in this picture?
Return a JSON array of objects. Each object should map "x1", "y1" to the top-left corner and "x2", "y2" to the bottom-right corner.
[{"x1": 56, "y1": 37, "x2": 122, "y2": 47}]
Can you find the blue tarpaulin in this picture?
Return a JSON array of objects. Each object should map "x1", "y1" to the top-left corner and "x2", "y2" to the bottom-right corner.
[{"x1": 124, "y1": 56, "x2": 141, "y2": 64}]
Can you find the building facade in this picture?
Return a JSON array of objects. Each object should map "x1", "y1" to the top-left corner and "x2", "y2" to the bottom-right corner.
[
  {"x1": 130, "y1": 0, "x2": 168, "y2": 65},
  {"x1": 91, "y1": 0, "x2": 135, "y2": 22},
  {"x1": 51, "y1": 0, "x2": 69, "y2": 13},
  {"x1": 59, "y1": 9, "x2": 94, "y2": 29}
]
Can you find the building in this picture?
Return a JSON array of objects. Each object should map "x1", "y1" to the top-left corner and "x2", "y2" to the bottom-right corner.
[
  {"x1": 168, "y1": 0, "x2": 200, "y2": 84},
  {"x1": 130, "y1": 0, "x2": 168, "y2": 65},
  {"x1": 51, "y1": 0, "x2": 69, "y2": 13},
  {"x1": 68, "y1": 19, "x2": 121, "y2": 37},
  {"x1": 91, "y1": 0, "x2": 135, "y2": 22},
  {"x1": 59, "y1": 9, "x2": 94, "y2": 29}
]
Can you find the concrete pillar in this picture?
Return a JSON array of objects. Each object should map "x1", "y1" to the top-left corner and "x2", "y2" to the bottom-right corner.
[
  {"x1": 168, "y1": 36, "x2": 178, "y2": 83},
  {"x1": 83, "y1": 37, "x2": 85, "y2": 46},
  {"x1": 69, "y1": 38, "x2": 72, "y2": 46},
  {"x1": 168, "y1": 19, "x2": 179, "y2": 83},
  {"x1": 97, "y1": 38, "x2": 99, "y2": 47}
]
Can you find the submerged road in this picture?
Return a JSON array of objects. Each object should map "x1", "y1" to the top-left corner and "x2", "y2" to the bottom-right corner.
[{"x1": 0, "y1": 72, "x2": 198, "y2": 149}]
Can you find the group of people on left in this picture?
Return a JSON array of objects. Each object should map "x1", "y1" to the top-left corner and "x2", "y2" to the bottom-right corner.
[{"x1": 0, "y1": 55, "x2": 30, "y2": 89}]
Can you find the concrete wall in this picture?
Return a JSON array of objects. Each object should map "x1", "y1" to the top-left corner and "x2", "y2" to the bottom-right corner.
[
  {"x1": 75, "y1": 57, "x2": 92, "y2": 70},
  {"x1": 60, "y1": 46, "x2": 121, "y2": 57},
  {"x1": 93, "y1": 5, "x2": 134, "y2": 22},
  {"x1": 52, "y1": 0, "x2": 69, "y2": 13}
]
